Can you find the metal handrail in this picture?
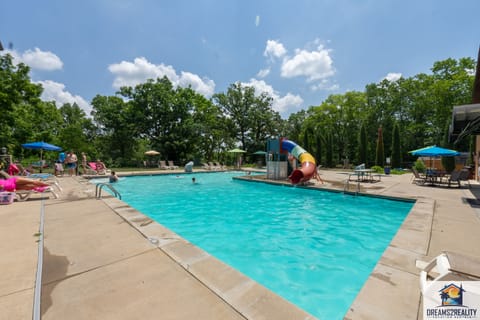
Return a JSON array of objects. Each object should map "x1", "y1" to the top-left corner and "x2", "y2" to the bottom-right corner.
[
  {"x1": 343, "y1": 177, "x2": 360, "y2": 195},
  {"x1": 95, "y1": 183, "x2": 122, "y2": 200}
]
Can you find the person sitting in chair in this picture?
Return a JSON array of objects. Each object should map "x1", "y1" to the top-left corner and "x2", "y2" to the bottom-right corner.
[
  {"x1": 95, "y1": 160, "x2": 106, "y2": 173},
  {"x1": 0, "y1": 176, "x2": 51, "y2": 192}
]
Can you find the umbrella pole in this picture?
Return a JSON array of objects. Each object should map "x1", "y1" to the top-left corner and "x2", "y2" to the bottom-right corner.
[{"x1": 40, "y1": 149, "x2": 43, "y2": 173}]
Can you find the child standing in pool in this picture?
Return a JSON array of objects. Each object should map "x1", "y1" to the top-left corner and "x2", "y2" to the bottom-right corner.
[{"x1": 109, "y1": 171, "x2": 119, "y2": 183}]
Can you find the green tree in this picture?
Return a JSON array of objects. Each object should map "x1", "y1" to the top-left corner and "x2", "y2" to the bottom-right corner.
[
  {"x1": 213, "y1": 83, "x2": 255, "y2": 151},
  {"x1": 326, "y1": 132, "x2": 334, "y2": 167},
  {"x1": 0, "y1": 53, "x2": 57, "y2": 155},
  {"x1": 247, "y1": 92, "x2": 280, "y2": 153},
  {"x1": 191, "y1": 93, "x2": 226, "y2": 161},
  {"x1": 58, "y1": 103, "x2": 95, "y2": 154},
  {"x1": 213, "y1": 82, "x2": 279, "y2": 155},
  {"x1": 391, "y1": 122, "x2": 401, "y2": 168},
  {"x1": 375, "y1": 126, "x2": 384, "y2": 167},
  {"x1": 91, "y1": 95, "x2": 137, "y2": 165},
  {"x1": 314, "y1": 131, "x2": 323, "y2": 166},
  {"x1": 358, "y1": 122, "x2": 367, "y2": 165},
  {"x1": 284, "y1": 110, "x2": 307, "y2": 142}
]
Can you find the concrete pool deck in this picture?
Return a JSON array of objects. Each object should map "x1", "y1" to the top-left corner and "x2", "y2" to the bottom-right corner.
[{"x1": 1, "y1": 168, "x2": 480, "y2": 319}]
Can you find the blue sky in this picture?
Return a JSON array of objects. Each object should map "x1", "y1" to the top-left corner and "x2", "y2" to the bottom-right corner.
[{"x1": 1, "y1": 0, "x2": 478, "y2": 118}]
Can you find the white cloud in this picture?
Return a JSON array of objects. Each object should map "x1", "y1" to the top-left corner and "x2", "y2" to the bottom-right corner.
[
  {"x1": 383, "y1": 72, "x2": 402, "y2": 82},
  {"x1": 263, "y1": 40, "x2": 287, "y2": 60},
  {"x1": 178, "y1": 71, "x2": 215, "y2": 96},
  {"x1": 274, "y1": 93, "x2": 304, "y2": 115},
  {"x1": 108, "y1": 57, "x2": 215, "y2": 97},
  {"x1": 37, "y1": 80, "x2": 92, "y2": 115},
  {"x1": 3, "y1": 48, "x2": 63, "y2": 71},
  {"x1": 257, "y1": 67, "x2": 270, "y2": 78},
  {"x1": 281, "y1": 45, "x2": 335, "y2": 81},
  {"x1": 255, "y1": 15, "x2": 260, "y2": 27},
  {"x1": 310, "y1": 79, "x2": 339, "y2": 91},
  {"x1": 241, "y1": 78, "x2": 304, "y2": 117}
]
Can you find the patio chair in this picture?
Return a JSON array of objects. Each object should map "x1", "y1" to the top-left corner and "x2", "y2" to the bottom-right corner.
[
  {"x1": 168, "y1": 160, "x2": 179, "y2": 170},
  {"x1": 31, "y1": 160, "x2": 49, "y2": 170},
  {"x1": 411, "y1": 168, "x2": 427, "y2": 185},
  {"x1": 355, "y1": 163, "x2": 365, "y2": 170},
  {"x1": 214, "y1": 162, "x2": 225, "y2": 170},
  {"x1": 84, "y1": 163, "x2": 98, "y2": 175},
  {"x1": 208, "y1": 162, "x2": 220, "y2": 170},
  {"x1": 459, "y1": 169, "x2": 471, "y2": 188},
  {"x1": 446, "y1": 170, "x2": 463, "y2": 187},
  {"x1": 158, "y1": 160, "x2": 170, "y2": 170},
  {"x1": 16, "y1": 186, "x2": 59, "y2": 201},
  {"x1": 26, "y1": 173, "x2": 63, "y2": 192},
  {"x1": 1, "y1": 170, "x2": 62, "y2": 193},
  {"x1": 88, "y1": 161, "x2": 110, "y2": 175},
  {"x1": 418, "y1": 251, "x2": 480, "y2": 294}
]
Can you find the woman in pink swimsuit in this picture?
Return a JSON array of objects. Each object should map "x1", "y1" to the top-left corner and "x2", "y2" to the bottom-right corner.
[{"x1": 0, "y1": 177, "x2": 50, "y2": 192}]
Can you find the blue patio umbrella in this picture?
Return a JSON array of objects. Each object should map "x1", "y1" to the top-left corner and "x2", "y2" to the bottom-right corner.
[
  {"x1": 409, "y1": 145, "x2": 460, "y2": 157},
  {"x1": 409, "y1": 145, "x2": 460, "y2": 169},
  {"x1": 22, "y1": 141, "x2": 62, "y2": 162}
]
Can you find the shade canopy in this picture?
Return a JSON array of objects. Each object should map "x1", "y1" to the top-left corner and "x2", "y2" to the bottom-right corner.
[
  {"x1": 22, "y1": 141, "x2": 62, "y2": 151},
  {"x1": 409, "y1": 145, "x2": 460, "y2": 157},
  {"x1": 144, "y1": 150, "x2": 160, "y2": 156},
  {"x1": 227, "y1": 148, "x2": 246, "y2": 153},
  {"x1": 252, "y1": 150, "x2": 267, "y2": 155},
  {"x1": 449, "y1": 103, "x2": 480, "y2": 144}
]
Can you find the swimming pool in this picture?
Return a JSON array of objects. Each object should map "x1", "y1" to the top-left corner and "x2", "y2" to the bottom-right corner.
[{"x1": 104, "y1": 172, "x2": 413, "y2": 319}]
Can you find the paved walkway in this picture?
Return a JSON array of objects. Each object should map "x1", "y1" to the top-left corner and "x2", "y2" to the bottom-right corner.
[{"x1": 1, "y1": 169, "x2": 480, "y2": 319}]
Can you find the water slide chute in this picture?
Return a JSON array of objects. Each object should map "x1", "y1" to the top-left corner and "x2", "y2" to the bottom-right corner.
[{"x1": 281, "y1": 139, "x2": 316, "y2": 185}]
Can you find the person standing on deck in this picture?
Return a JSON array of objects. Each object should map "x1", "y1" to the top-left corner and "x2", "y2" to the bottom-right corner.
[{"x1": 65, "y1": 151, "x2": 78, "y2": 176}]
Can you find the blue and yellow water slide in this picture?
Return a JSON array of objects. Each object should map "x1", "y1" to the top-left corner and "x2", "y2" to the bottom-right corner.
[{"x1": 281, "y1": 139, "x2": 317, "y2": 184}]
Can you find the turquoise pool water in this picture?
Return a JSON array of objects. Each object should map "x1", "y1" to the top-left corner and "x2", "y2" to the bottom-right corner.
[{"x1": 101, "y1": 172, "x2": 413, "y2": 319}]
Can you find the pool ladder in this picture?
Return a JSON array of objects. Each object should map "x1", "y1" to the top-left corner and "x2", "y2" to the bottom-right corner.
[
  {"x1": 95, "y1": 183, "x2": 122, "y2": 200},
  {"x1": 343, "y1": 177, "x2": 360, "y2": 195}
]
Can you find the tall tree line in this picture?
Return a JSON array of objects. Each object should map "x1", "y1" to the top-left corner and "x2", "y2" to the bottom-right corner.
[
  {"x1": 298, "y1": 57, "x2": 475, "y2": 167},
  {"x1": 0, "y1": 53, "x2": 475, "y2": 168}
]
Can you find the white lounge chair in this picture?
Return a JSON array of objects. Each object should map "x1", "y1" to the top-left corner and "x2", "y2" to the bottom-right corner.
[
  {"x1": 16, "y1": 186, "x2": 59, "y2": 201},
  {"x1": 418, "y1": 251, "x2": 480, "y2": 294},
  {"x1": 168, "y1": 160, "x2": 179, "y2": 170},
  {"x1": 208, "y1": 162, "x2": 220, "y2": 170},
  {"x1": 213, "y1": 162, "x2": 225, "y2": 170},
  {"x1": 158, "y1": 160, "x2": 170, "y2": 170}
]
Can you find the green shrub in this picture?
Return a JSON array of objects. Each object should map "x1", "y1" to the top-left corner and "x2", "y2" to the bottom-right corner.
[
  {"x1": 413, "y1": 159, "x2": 426, "y2": 173},
  {"x1": 370, "y1": 165, "x2": 383, "y2": 173}
]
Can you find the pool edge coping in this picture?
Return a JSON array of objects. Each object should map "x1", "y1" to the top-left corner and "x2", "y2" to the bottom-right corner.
[{"x1": 100, "y1": 195, "x2": 317, "y2": 320}]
